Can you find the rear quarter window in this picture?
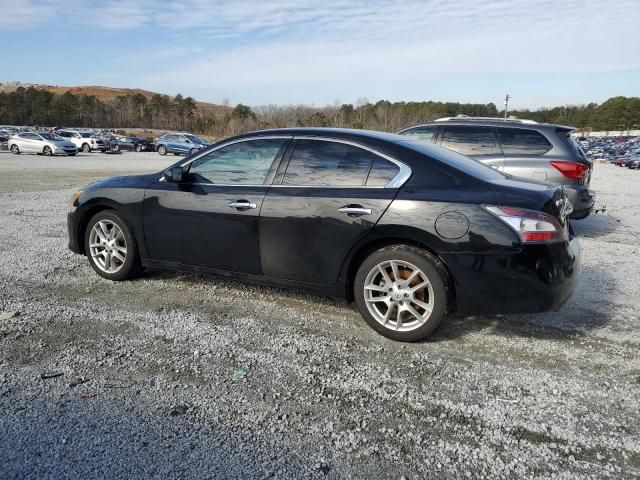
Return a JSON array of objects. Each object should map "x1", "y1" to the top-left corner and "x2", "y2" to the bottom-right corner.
[{"x1": 497, "y1": 128, "x2": 552, "y2": 155}]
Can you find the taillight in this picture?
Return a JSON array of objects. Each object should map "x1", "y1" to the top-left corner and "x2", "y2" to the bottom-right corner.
[
  {"x1": 483, "y1": 206, "x2": 564, "y2": 243},
  {"x1": 549, "y1": 161, "x2": 589, "y2": 179}
]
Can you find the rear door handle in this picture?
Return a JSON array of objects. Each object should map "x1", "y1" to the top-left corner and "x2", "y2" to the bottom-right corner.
[
  {"x1": 228, "y1": 200, "x2": 257, "y2": 210},
  {"x1": 338, "y1": 205, "x2": 372, "y2": 216}
]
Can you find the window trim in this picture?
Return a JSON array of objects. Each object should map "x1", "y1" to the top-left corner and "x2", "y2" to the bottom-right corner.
[{"x1": 172, "y1": 135, "x2": 412, "y2": 189}]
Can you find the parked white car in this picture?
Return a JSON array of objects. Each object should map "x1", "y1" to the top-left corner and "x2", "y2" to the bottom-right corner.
[
  {"x1": 8, "y1": 132, "x2": 77, "y2": 156},
  {"x1": 56, "y1": 130, "x2": 107, "y2": 152}
]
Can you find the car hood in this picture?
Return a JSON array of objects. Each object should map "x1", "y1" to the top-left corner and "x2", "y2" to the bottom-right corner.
[{"x1": 85, "y1": 173, "x2": 158, "y2": 191}]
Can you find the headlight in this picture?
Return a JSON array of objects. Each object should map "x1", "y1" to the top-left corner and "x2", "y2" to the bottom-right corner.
[{"x1": 69, "y1": 190, "x2": 83, "y2": 208}]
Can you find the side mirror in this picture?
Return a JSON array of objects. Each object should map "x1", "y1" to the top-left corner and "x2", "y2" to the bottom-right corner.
[{"x1": 163, "y1": 166, "x2": 185, "y2": 183}]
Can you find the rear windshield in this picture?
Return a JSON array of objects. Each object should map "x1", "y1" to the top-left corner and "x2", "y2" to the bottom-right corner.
[{"x1": 398, "y1": 139, "x2": 506, "y2": 181}]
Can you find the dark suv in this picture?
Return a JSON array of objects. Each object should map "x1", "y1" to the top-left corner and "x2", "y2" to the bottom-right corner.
[{"x1": 397, "y1": 117, "x2": 595, "y2": 219}]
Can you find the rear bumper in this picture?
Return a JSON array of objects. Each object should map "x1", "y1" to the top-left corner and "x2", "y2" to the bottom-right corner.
[
  {"x1": 565, "y1": 185, "x2": 595, "y2": 219},
  {"x1": 442, "y1": 237, "x2": 581, "y2": 315}
]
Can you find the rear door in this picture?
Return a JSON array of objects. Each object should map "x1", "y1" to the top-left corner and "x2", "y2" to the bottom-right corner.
[
  {"x1": 259, "y1": 138, "x2": 404, "y2": 285},
  {"x1": 438, "y1": 125, "x2": 505, "y2": 170}
]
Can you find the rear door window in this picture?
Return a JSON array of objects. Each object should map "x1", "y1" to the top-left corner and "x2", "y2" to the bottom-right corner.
[
  {"x1": 283, "y1": 139, "x2": 377, "y2": 186},
  {"x1": 497, "y1": 128, "x2": 553, "y2": 155},
  {"x1": 439, "y1": 126, "x2": 500, "y2": 156}
]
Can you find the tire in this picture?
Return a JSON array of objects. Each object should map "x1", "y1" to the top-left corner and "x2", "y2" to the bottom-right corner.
[
  {"x1": 157, "y1": 145, "x2": 167, "y2": 155},
  {"x1": 190, "y1": 148, "x2": 197, "y2": 155},
  {"x1": 354, "y1": 245, "x2": 449, "y2": 342},
  {"x1": 84, "y1": 210, "x2": 142, "y2": 281},
  {"x1": 82, "y1": 143, "x2": 91, "y2": 153},
  {"x1": 10, "y1": 144, "x2": 20, "y2": 154},
  {"x1": 113, "y1": 144, "x2": 120, "y2": 152},
  {"x1": 43, "y1": 146, "x2": 52, "y2": 156},
  {"x1": 135, "y1": 144, "x2": 142, "y2": 152}
]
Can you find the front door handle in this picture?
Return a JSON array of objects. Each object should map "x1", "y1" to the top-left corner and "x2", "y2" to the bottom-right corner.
[
  {"x1": 338, "y1": 205, "x2": 372, "y2": 217},
  {"x1": 228, "y1": 200, "x2": 257, "y2": 210}
]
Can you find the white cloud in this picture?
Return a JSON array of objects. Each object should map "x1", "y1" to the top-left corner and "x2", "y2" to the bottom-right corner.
[
  {"x1": 0, "y1": 0, "x2": 56, "y2": 28},
  {"x1": 2, "y1": 0, "x2": 639, "y2": 106}
]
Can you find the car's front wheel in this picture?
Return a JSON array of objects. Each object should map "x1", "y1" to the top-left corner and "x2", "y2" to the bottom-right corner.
[
  {"x1": 354, "y1": 245, "x2": 448, "y2": 342},
  {"x1": 10, "y1": 144, "x2": 20, "y2": 154},
  {"x1": 84, "y1": 211, "x2": 141, "y2": 281},
  {"x1": 82, "y1": 143, "x2": 91, "y2": 153},
  {"x1": 135, "y1": 144, "x2": 142, "y2": 152},
  {"x1": 157, "y1": 145, "x2": 167, "y2": 155}
]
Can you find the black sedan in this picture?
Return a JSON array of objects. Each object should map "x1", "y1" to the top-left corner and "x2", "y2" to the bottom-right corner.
[
  {"x1": 67, "y1": 128, "x2": 581, "y2": 341},
  {"x1": 109, "y1": 136, "x2": 154, "y2": 152}
]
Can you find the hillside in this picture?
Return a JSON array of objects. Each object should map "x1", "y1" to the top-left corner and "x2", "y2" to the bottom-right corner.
[{"x1": 0, "y1": 82, "x2": 231, "y2": 119}]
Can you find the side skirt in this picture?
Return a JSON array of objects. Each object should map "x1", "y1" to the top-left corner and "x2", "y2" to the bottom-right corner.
[{"x1": 142, "y1": 259, "x2": 347, "y2": 299}]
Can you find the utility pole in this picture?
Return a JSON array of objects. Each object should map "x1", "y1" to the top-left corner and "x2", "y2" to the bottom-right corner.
[{"x1": 504, "y1": 94, "x2": 510, "y2": 120}]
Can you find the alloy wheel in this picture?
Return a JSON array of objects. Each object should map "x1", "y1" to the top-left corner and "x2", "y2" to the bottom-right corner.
[
  {"x1": 89, "y1": 220, "x2": 127, "y2": 274},
  {"x1": 43, "y1": 146, "x2": 52, "y2": 156},
  {"x1": 363, "y1": 259, "x2": 434, "y2": 332},
  {"x1": 10, "y1": 145, "x2": 19, "y2": 154}
]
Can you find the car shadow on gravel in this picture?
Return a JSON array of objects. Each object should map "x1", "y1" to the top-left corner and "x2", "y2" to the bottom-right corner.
[
  {"x1": 572, "y1": 212, "x2": 633, "y2": 240},
  {"x1": 432, "y1": 261, "x2": 617, "y2": 343}
]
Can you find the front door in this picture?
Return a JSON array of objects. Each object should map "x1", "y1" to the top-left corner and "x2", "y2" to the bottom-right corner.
[{"x1": 143, "y1": 137, "x2": 291, "y2": 273}]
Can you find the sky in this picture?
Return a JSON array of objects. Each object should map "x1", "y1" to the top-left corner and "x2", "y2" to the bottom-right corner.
[{"x1": 1, "y1": 0, "x2": 638, "y2": 109}]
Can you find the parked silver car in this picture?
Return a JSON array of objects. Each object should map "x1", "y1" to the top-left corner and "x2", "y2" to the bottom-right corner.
[
  {"x1": 397, "y1": 117, "x2": 595, "y2": 219},
  {"x1": 8, "y1": 132, "x2": 77, "y2": 156}
]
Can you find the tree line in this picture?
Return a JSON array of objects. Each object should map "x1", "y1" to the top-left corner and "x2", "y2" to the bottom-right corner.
[{"x1": 1, "y1": 86, "x2": 638, "y2": 136}]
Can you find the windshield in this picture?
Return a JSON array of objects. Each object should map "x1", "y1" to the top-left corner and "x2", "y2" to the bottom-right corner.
[
  {"x1": 81, "y1": 132, "x2": 94, "y2": 138},
  {"x1": 185, "y1": 134, "x2": 206, "y2": 144},
  {"x1": 40, "y1": 133, "x2": 63, "y2": 141}
]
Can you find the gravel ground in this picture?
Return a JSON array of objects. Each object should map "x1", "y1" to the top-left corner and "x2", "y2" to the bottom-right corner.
[{"x1": 1, "y1": 151, "x2": 639, "y2": 479}]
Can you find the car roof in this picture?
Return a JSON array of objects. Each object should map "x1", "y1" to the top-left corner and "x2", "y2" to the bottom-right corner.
[
  {"x1": 231, "y1": 127, "x2": 408, "y2": 144},
  {"x1": 398, "y1": 118, "x2": 575, "y2": 132}
]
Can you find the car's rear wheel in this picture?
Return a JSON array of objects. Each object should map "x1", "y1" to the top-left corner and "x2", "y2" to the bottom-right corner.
[
  {"x1": 84, "y1": 211, "x2": 141, "y2": 281},
  {"x1": 43, "y1": 146, "x2": 52, "y2": 156},
  {"x1": 354, "y1": 245, "x2": 448, "y2": 342},
  {"x1": 135, "y1": 144, "x2": 142, "y2": 152},
  {"x1": 82, "y1": 143, "x2": 91, "y2": 153},
  {"x1": 10, "y1": 144, "x2": 20, "y2": 154},
  {"x1": 157, "y1": 145, "x2": 167, "y2": 155},
  {"x1": 113, "y1": 144, "x2": 120, "y2": 152}
]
